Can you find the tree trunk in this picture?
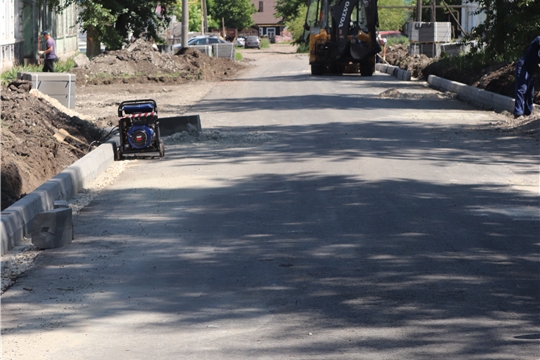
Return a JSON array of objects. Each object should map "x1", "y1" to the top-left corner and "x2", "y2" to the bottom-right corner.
[{"x1": 86, "y1": 26, "x2": 101, "y2": 58}]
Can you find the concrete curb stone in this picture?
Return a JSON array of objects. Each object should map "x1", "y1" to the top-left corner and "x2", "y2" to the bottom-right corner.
[
  {"x1": 375, "y1": 63, "x2": 412, "y2": 81},
  {"x1": 1, "y1": 113, "x2": 201, "y2": 255},
  {"x1": 376, "y1": 63, "x2": 528, "y2": 113},
  {"x1": 0, "y1": 138, "x2": 119, "y2": 255},
  {"x1": 427, "y1": 75, "x2": 517, "y2": 112}
]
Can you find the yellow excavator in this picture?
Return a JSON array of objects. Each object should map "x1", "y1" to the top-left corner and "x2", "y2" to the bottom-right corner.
[{"x1": 303, "y1": 0, "x2": 380, "y2": 76}]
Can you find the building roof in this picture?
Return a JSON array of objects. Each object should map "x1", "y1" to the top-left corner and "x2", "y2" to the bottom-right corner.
[{"x1": 251, "y1": 0, "x2": 282, "y2": 25}]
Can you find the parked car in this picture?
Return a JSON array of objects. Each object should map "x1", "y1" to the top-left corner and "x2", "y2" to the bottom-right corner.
[
  {"x1": 379, "y1": 30, "x2": 403, "y2": 38},
  {"x1": 236, "y1": 36, "x2": 246, "y2": 47},
  {"x1": 173, "y1": 35, "x2": 228, "y2": 50},
  {"x1": 189, "y1": 35, "x2": 228, "y2": 46},
  {"x1": 245, "y1": 35, "x2": 261, "y2": 49}
]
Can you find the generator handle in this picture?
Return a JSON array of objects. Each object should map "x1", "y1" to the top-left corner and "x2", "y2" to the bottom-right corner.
[{"x1": 118, "y1": 99, "x2": 158, "y2": 117}]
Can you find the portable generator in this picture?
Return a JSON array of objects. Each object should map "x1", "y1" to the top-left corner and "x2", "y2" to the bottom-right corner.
[{"x1": 117, "y1": 99, "x2": 165, "y2": 159}]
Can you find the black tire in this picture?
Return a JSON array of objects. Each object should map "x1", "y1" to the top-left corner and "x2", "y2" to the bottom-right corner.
[
  {"x1": 159, "y1": 141, "x2": 165, "y2": 158},
  {"x1": 311, "y1": 64, "x2": 324, "y2": 76},
  {"x1": 360, "y1": 62, "x2": 374, "y2": 76}
]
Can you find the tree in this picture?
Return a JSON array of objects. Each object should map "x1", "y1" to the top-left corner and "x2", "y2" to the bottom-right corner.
[
  {"x1": 285, "y1": 4, "x2": 307, "y2": 42},
  {"x1": 470, "y1": 0, "x2": 540, "y2": 61},
  {"x1": 275, "y1": 0, "x2": 304, "y2": 23},
  {"x1": 378, "y1": 0, "x2": 409, "y2": 31},
  {"x1": 172, "y1": 1, "x2": 203, "y2": 32},
  {"x1": 207, "y1": 0, "x2": 256, "y2": 30},
  {"x1": 46, "y1": 0, "x2": 176, "y2": 50}
]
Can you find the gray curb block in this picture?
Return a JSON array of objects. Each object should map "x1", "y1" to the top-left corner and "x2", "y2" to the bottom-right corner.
[
  {"x1": 1, "y1": 138, "x2": 119, "y2": 255},
  {"x1": 376, "y1": 63, "x2": 412, "y2": 81},
  {"x1": 427, "y1": 75, "x2": 518, "y2": 113},
  {"x1": 377, "y1": 64, "x2": 525, "y2": 113}
]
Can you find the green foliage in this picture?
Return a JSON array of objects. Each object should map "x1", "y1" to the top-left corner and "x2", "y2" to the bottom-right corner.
[
  {"x1": 54, "y1": 58, "x2": 76, "y2": 73},
  {"x1": 172, "y1": 2, "x2": 203, "y2": 32},
  {"x1": 434, "y1": 49, "x2": 500, "y2": 73},
  {"x1": 235, "y1": 51, "x2": 243, "y2": 61},
  {"x1": 260, "y1": 38, "x2": 270, "y2": 49},
  {"x1": 285, "y1": 4, "x2": 307, "y2": 43},
  {"x1": 275, "y1": 0, "x2": 304, "y2": 23},
  {"x1": 47, "y1": 0, "x2": 176, "y2": 50},
  {"x1": 1, "y1": 64, "x2": 40, "y2": 85},
  {"x1": 0, "y1": 58, "x2": 76, "y2": 85},
  {"x1": 79, "y1": 2, "x2": 123, "y2": 50},
  {"x1": 208, "y1": 0, "x2": 256, "y2": 30},
  {"x1": 470, "y1": 0, "x2": 540, "y2": 61},
  {"x1": 296, "y1": 42, "x2": 310, "y2": 53},
  {"x1": 378, "y1": 0, "x2": 410, "y2": 31},
  {"x1": 386, "y1": 36, "x2": 409, "y2": 47}
]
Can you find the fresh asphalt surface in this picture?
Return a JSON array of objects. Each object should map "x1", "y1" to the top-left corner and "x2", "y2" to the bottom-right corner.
[{"x1": 2, "y1": 47, "x2": 539, "y2": 359}]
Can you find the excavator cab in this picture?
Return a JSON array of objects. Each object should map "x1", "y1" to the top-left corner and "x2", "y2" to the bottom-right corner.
[{"x1": 303, "y1": 0, "x2": 380, "y2": 76}]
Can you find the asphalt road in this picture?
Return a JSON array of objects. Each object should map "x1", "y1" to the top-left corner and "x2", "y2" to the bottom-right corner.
[{"x1": 2, "y1": 46, "x2": 539, "y2": 359}]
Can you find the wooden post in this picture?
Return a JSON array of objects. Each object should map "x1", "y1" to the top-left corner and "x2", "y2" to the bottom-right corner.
[
  {"x1": 417, "y1": 0, "x2": 422, "y2": 22},
  {"x1": 222, "y1": 17, "x2": 225, "y2": 38},
  {"x1": 182, "y1": 0, "x2": 189, "y2": 49},
  {"x1": 202, "y1": 0, "x2": 208, "y2": 33},
  {"x1": 431, "y1": 0, "x2": 436, "y2": 22}
]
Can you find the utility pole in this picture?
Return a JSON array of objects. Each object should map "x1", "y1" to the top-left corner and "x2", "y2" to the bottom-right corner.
[
  {"x1": 416, "y1": 0, "x2": 422, "y2": 22},
  {"x1": 182, "y1": 0, "x2": 189, "y2": 49},
  {"x1": 431, "y1": 0, "x2": 436, "y2": 22},
  {"x1": 202, "y1": 0, "x2": 208, "y2": 34}
]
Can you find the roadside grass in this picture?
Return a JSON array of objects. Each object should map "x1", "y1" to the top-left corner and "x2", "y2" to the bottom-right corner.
[
  {"x1": 437, "y1": 49, "x2": 504, "y2": 73},
  {"x1": 296, "y1": 42, "x2": 310, "y2": 53},
  {"x1": 261, "y1": 38, "x2": 270, "y2": 49},
  {"x1": 386, "y1": 36, "x2": 409, "y2": 47},
  {"x1": 1, "y1": 58, "x2": 76, "y2": 85},
  {"x1": 235, "y1": 51, "x2": 243, "y2": 61}
]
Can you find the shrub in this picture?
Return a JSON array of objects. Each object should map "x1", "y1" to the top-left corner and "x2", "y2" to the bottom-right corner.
[
  {"x1": 296, "y1": 42, "x2": 310, "y2": 53},
  {"x1": 386, "y1": 36, "x2": 409, "y2": 47},
  {"x1": 260, "y1": 38, "x2": 270, "y2": 49},
  {"x1": 1, "y1": 58, "x2": 76, "y2": 85}
]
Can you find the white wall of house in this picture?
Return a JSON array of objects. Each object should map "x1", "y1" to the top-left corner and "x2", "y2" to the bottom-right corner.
[
  {"x1": 461, "y1": 1, "x2": 486, "y2": 34},
  {"x1": 1, "y1": 0, "x2": 24, "y2": 71},
  {"x1": 1, "y1": 0, "x2": 79, "y2": 72},
  {"x1": 52, "y1": 3, "x2": 79, "y2": 57}
]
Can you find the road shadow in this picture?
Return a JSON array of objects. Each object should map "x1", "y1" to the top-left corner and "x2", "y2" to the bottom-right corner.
[{"x1": 2, "y1": 119, "x2": 539, "y2": 358}]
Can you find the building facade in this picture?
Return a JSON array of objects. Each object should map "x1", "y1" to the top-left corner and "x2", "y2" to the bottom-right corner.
[
  {"x1": 250, "y1": 0, "x2": 283, "y2": 37},
  {"x1": 1, "y1": 0, "x2": 78, "y2": 72}
]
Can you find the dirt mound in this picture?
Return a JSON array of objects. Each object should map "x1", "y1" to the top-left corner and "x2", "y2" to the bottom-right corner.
[
  {"x1": 70, "y1": 39, "x2": 245, "y2": 85},
  {"x1": 384, "y1": 44, "x2": 540, "y2": 106},
  {"x1": 384, "y1": 44, "x2": 433, "y2": 79},
  {"x1": 1, "y1": 81, "x2": 104, "y2": 210}
]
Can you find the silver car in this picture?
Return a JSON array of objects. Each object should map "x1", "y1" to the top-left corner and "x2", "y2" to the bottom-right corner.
[{"x1": 245, "y1": 36, "x2": 261, "y2": 49}]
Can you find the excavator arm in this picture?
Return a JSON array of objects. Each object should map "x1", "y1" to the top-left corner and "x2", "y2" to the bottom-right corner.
[
  {"x1": 330, "y1": 0, "x2": 360, "y2": 58},
  {"x1": 329, "y1": 0, "x2": 380, "y2": 60}
]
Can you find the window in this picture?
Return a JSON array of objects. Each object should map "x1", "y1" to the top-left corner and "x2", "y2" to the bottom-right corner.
[{"x1": 259, "y1": 1, "x2": 263, "y2": 12}]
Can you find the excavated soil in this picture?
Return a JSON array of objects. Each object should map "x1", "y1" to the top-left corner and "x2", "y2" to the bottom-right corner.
[
  {"x1": 69, "y1": 39, "x2": 241, "y2": 86},
  {"x1": 1, "y1": 81, "x2": 104, "y2": 209},
  {"x1": 1, "y1": 42, "x2": 538, "y2": 211},
  {"x1": 1, "y1": 39, "x2": 246, "y2": 211},
  {"x1": 386, "y1": 44, "x2": 540, "y2": 104},
  {"x1": 384, "y1": 44, "x2": 540, "y2": 138}
]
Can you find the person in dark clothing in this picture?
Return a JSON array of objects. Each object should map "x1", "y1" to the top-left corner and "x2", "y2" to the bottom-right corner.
[
  {"x1": 514, "y1": 36, "x2": 540, "y2": 118},
  {"x1": 38, "y1": 31, "x2": 57, "y2": 72}
]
